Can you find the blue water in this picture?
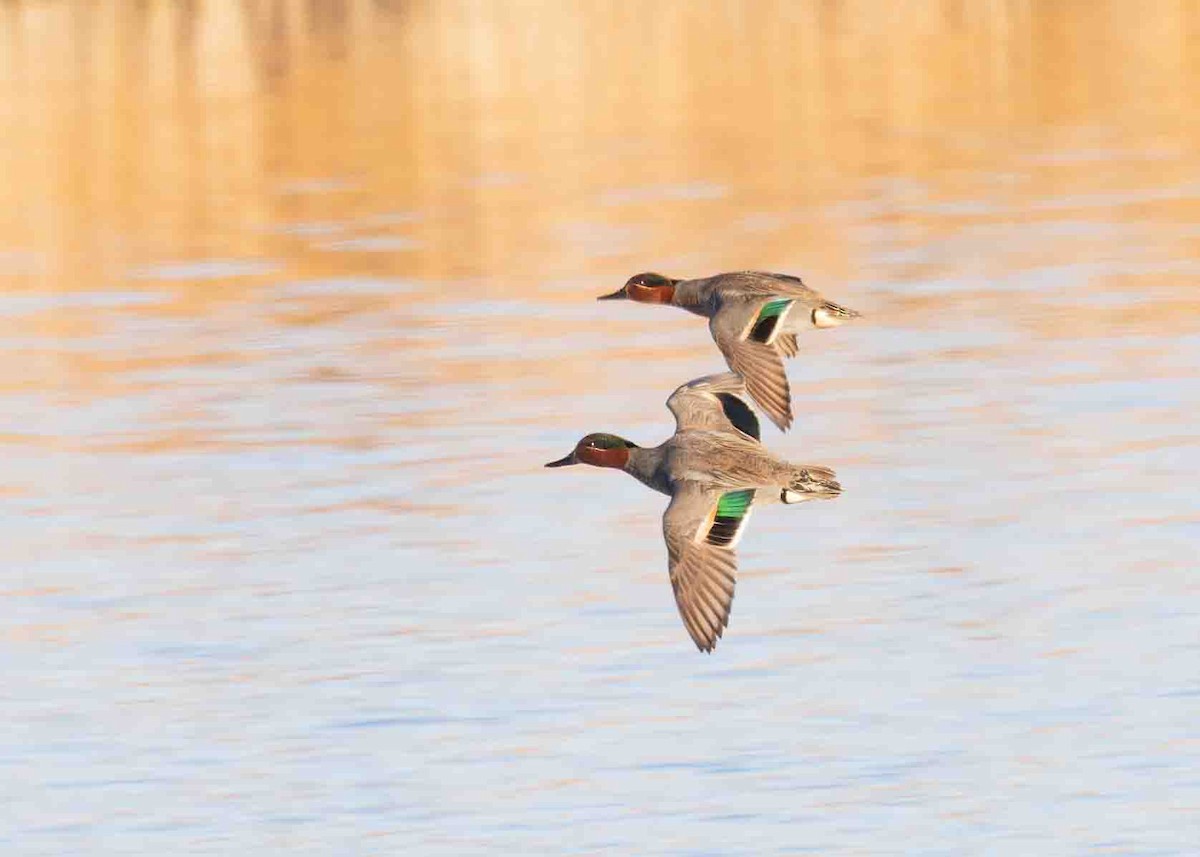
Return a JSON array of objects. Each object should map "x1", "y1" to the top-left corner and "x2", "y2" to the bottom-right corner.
[{"x1": 4, "y1": 196, "x2": 1197, "y2": 851}]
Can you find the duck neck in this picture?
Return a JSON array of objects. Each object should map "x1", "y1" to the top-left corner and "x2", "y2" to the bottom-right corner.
[
  {"x1": 669, "y1": 278, "x2": 710, "y2": 316},
  {"x1": 624, "y1": 444, "x2": 671, "y2": 495}
]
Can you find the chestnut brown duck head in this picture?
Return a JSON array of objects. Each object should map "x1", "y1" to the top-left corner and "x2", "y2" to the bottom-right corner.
[
  {"x1": 544, "y1": 433, "x2": 638, "y2": 469},
  {"x1": 597, "y1": 272, "x2": 679, "y2": 304}
]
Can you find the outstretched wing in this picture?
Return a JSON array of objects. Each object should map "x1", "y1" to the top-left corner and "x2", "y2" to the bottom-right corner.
[
  {"x1": 665, "y1": 372, "x2": 761, "y2": 441},
  {"x1": 709, "y1": 299, "x2": 796, "y2": 432},
  {"x1": 717, "y1": 271, "x2": 822, "y2": 301},
  {"x1": 662, "y1": 483, "x2": 755, "y2": 652}
]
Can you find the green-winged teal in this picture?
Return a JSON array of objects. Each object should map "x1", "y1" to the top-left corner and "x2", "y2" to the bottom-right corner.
[
  {"x1": 545, "y1": 372, "x2": 841, "y2": 652},
  {"x1": 598, "y1": 271, "x2": 860, "y2": 431}
]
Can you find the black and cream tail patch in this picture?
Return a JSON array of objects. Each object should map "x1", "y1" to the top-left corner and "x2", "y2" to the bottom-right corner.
[{"x1": 811, "y1": 301, "x2": 860, "y2": 328}]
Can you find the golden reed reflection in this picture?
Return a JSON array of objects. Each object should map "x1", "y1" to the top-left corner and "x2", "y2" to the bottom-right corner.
[{"x1": 1, "y1": 1, "x2": 1197, "y2": 284}]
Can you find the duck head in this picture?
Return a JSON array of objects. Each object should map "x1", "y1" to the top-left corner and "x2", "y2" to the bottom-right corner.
[
  {"x1": 545, "y1": 433, "x2": 638, "y2": 469},
  {"x1": 598, "y1": 272, "x2": 678, "y2": 304}
]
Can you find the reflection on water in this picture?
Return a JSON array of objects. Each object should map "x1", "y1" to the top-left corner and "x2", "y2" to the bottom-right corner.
[{"x1": 2, "y1": 1, "x2": 1199, "y2": 852}]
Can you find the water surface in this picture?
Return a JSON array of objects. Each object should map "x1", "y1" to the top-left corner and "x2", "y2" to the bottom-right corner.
[{"x1": 2, "y1": 2, "x2": 1199, "y2": 853}]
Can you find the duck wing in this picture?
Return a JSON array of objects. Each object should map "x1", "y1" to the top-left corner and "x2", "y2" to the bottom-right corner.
[
  {"x1": 662, "y1": 483, "x2": 755, "y2": 652},
  {"x1": 715, "y1": 271, "x2": 822, "y2": 301},
  {"x1": 665, "y1": 372, "x2": 761, "y2": 441},
  {"x1": 709, "y1": 299, "x2": 795, "y2": 432},
  {"x1": 711, "y1": 272, "x2": 860, "y2": 323}
]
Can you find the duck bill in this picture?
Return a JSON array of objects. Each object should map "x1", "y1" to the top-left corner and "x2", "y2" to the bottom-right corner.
[
  {"x1": 596, "y1": 287, "x2": 628, "y2": 301},
  {"x1": 544, "y1": 453, "x2": 578, "y2": 468}
]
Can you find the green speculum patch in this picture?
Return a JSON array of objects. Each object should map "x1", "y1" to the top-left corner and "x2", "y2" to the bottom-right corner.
[
  {"x1": 758, "y1": 299, "x2": 791, "y2": 320},
  {"x1": 717, "y1": 489, "x2": 754, "y2": 518},
  {"x1": 708, "y1": 489, "x2": 755, "y2": 547},
  {"x1": 749, "y1": 299, "x2": 792, "y2": 343}
]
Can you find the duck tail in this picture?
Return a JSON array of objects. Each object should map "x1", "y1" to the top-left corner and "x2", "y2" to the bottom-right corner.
[
  {"x1": 811, "y1": 301, "x2": 861, "y2": 329},
  {"x1": 781, "y1": 465, "x2": 841, "y2": 503}
]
